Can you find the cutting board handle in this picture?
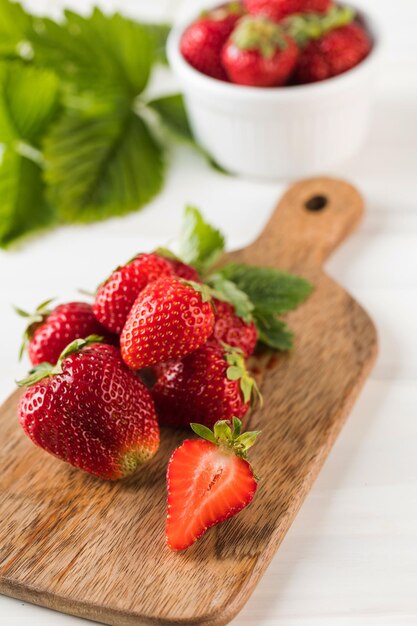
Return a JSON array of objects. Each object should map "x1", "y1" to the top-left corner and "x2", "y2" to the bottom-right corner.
[{"x1": 247, "y1": 177, "x2": 364, "y2": 269}]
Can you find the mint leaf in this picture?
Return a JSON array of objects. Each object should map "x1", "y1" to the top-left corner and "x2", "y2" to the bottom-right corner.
[
  {"x1": 0, "y1": 62, "x2": 60, "y2": 145},
  {"x1": 0, "y1": 0, "x2": 31, "y2": 58},
  {"x1": 43, "y1": 109, "x2": 164, "y2": 223},
  {"x1": 148, "y1": 93, "x2": 193, "y2": 142},
  {"x1": 254, "y1": 314, "x2": 294, "y2": 351},
  {"x1": 219, "y1": 263, "x2": 313, "y2": 315},
  {"x1": 30, "y1": 8, "x2": 154, "y2": 98},
  {"x1": 0, "y1": 148, "x2": 56, "y2": 248},
  {"x1": 207, "y1": 273, "x2": 254, "y2": 322},
  {"x1": 178, "y1": 206, "x2": 225, "y2": 274}
]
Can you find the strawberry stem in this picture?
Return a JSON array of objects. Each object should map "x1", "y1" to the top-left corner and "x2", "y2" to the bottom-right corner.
[
  {"x1": 283, "y1": 6, "x2": 356, "y2": 47},
  {"x1": 14, "y1": 298, "x2": 55, "y2": 361},
  {"x1": 223, "y1": 343, "x2": 263, "y2": 407},
  {"x1": 191, "y1": 417, "x2": 261, "y2": 460},
  {"x1": 16, "y1": 335, "x2": 103, "y2": 388},
  {"x1": 231, "y1": 16, "x2": 289, "y2": 59}
]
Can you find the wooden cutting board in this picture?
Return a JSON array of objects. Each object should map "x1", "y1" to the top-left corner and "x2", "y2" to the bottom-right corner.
[{"x1": 0, "y1": 177, "x2": 378, "y2": 626}]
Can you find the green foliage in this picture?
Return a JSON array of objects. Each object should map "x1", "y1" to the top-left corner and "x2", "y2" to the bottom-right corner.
[
  {"x1": 207, "y1": 273, "x2": 254, "y2": 323},
  {"x1": 30, "y1": 9, "x2": 154, "y2": 98},
  {"x1": 0, "y1": 0, "x2": 31, "y2": 58},
  {"x1": 218, "y1": 263, "x2": 313, "y2": 315},
  {"x1": 0, "y1": 1, "x2": 208, "y2": 249},
  {"x1": 44, "y1": 109, "x2": 164, "y2": 223},
  {"x1": 254, "y1": 314, "x2": 294, "y2": 351},
  {"x1": 178, "y1": 206, "x2": 225, "y2": 274},
  {"x1": 148, "y1": 94, "x2": 193, "y2": 142},
  {"x1": 0, "y1": 148, "x2": 56, "y2": 248},
  {"x1": 0, "y1": 62, "x2": 60, "y2": 145}
]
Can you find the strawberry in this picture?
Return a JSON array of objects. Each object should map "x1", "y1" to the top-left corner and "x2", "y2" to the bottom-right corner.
[
  {"x1": 293, "y1": 21, "x2": 372, "y2": 84},
  {"x1": 166, "y1": 417, "x2": 259, "y2": 551},
  {"x1": 164, "y1": 258, "x2": 201, "y2": 283},
  {"x1": 222, "y1": 16, "x2": 299, "y2": 87},
  {"x1": 180, "y1": 2, "x2": 245, "y2": 80},
  {"x1": 18, "y1": 338, "x2": 159, "y2": 480},
  {"x1": 120, "y1": 277, "x2": 215, "y2": 370},
  {"x1": 213, "y1": 299, "x2": 257, "y2": 357},
  {"x1": 16, "y1": 300, "x2": 111, "y2": 366},
  {"x1": 93, "y1": 253, "x2": 173, "y2": 335},
  {"x1": 244, "y1": 0, "x2": 332, "y2": 22},
  {"x1": 152, "y1": 340, "x2": 261, "y2": 429}
]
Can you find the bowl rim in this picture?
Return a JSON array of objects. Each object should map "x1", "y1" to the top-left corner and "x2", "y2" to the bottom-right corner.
[{"x1": 167, "y1": 2, "x2": 382, "y2": 102}]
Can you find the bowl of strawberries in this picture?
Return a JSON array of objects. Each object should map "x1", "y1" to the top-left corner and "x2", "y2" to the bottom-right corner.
[{"x1": 168, "y1": 0, "x2": 381, "y2": 179}]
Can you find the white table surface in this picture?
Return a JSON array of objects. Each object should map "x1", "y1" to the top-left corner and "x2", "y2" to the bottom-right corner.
[{"x1": 1, "y1": 0, "x2": 417, "y2": 624}]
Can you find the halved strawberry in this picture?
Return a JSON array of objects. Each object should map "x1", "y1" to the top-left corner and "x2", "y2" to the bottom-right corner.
[{"x1": 166, "y1": 418, "x2": 260, "y2": 551}]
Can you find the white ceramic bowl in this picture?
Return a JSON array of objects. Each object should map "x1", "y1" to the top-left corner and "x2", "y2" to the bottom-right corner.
[{"x1": 167, "y1": 4, "x2": 381, "y2": 180}]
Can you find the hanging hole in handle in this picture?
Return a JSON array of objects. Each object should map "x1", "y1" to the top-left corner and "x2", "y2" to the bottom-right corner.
[{"x1": 305, "y1": 195, "x2": 328, "y2": 212}]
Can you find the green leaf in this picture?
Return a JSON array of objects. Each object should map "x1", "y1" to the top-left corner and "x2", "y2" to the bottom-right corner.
[
  {"x1": 16, "y1": 361, "x2": 53, "y2": 387},
  {"x1": 144, "y1": 23, "x2": 171, "y2": 65},
  {"x1": 255, "y1": 313, "x2": 294, "y2": 351},
  {"x1": 178, "y1": 205, "x2": 225, "y2": 274},
  {"x1": 190, "y1": 423, "x2": 216, "y2": 444},
  {"x1": 30, "y1": 8, "x2": 154, "y2": 98},
  {"x1": 232, "y1": 416, "x2": 242, "y2": 436},
  {"x1": 219, "y1": 263, "x2": 313, "y2": 315},
  {"x1": 0, "y1": 62, "x2": 60, "y2": 145},
  {"x1": 207, "y1": 273, "x2": 254, "y2": 322},
  {"x1": 0, "y1": 148, "x2": 56, "y2": 248},
  {"x1": 0, "y1": 0, "x2": 31, "y2": 58},
  {"x1": 148, "y1": 93, "x2": 193, "y2": 142},
  {"x1": 43, "y1": 109, "x2": 164, "y2": 223},
  {"x1": 148, "y1": 93, "x2": 231, "y2": 175}
]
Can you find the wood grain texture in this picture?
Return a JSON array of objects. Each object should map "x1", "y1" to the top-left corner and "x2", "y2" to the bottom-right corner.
[{"x1": 0, "y1": 177, "x2": 378, "y2": 626}]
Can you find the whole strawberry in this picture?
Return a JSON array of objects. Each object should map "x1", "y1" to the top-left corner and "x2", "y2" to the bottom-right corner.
[
  {"x1": 152, "y1": 340, "x2": 260, "y2": 429},
  {"x1": 18, "y1": 338, "x2": 159, "y2": 480},
  {"x1": 166, "y1": 418, "x2": 259, "y2": 551},
  {"x1": 213, "y1": 299, "x2": 257, "y2": 358},
  {"x1": 222, "y1": 16, "x2": 299, "y2": 87},
  {"x1": 93, "y1": 253, "x2": 173, "y2": 335},
  {"x1": 180, "y1": 2, "x2": 245, "y2": 80},
  {"x1": 120, "y1": 277, "x2": 215, "y2": 370},
  {"x1": 293, "y1": 21, "x2": 371, "y2": 84},
  {"x1": 16, "y1": 300, "x2": 110, "y2": 366},
  {"x1": 244, "y1": 0, "x2": 332, "y2": 22},
  {"x1": 164, "y1": 257, "x2": 201, "y2": 283}
]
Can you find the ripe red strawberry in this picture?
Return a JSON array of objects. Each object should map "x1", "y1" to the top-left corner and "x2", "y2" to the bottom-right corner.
[
  {"x1": 18, "y1": 338, "x2": 159, "y2": 480},
  {"x1": 213, "y1": 299, "x2": 257, "y2": 357},
  {"x1": 152, "y1": 340, "x2": 260, "y2": 429},
  {"x1": 166, "y1": 417, "x2": 259, "y2": 551},
  {"x1": 120, "y1": 277, "x2": 215, "y2": 370},
  {"x1": 16, "y1": 300, "x2": 110, "y2": 366},
  {"x1": 93, "y1": 253, "x2": 173, "y2": 335},
  {"x1": 293, "y1": 22, "x2": 371, "y2": 84},
  {"x1": 180, "y1": 2, "x2": 245, "y2": 80},
  {"x1": 222, "y1": 16, "x2": 299, "y2": 87},
  {"x1": 244, "y1": 0, "x2": 332, "y2": 22},
  {"x1": 164, "y1": 258, "x2": 201, "y2": 283}
]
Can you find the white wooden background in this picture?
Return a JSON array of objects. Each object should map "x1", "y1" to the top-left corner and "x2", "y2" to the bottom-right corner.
[{"x1": 1, "y1": 0, "x2": 417, "y2": 624}]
